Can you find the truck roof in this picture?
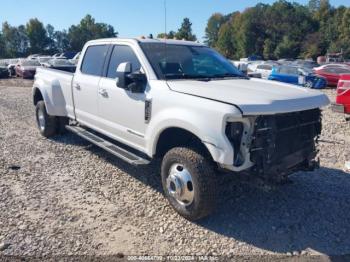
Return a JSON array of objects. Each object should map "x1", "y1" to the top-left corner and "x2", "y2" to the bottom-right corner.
[{"x1": 87, "y1": 37, "x2": 204, "y2": 47}]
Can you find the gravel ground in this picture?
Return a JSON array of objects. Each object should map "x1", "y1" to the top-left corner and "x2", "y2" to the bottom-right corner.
[{"x1": 0, "y1": 78, "x2": 349, "y2": 259}]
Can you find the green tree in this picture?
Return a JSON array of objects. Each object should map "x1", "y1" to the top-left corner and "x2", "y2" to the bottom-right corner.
[
  {"x1": 26, "y1": 18, "x2": 49, "y2": 54},
  {"x1": 0, "y1": 33, "x2": 6, "y2": 58},
  {"x1": 54, "y1": 30, "x2": 70, "y2": 52},
  {"x1": 68, "y1": 15, "x2": 117, "y2": 51},
  {"x1": 46, "y1": 24, "x2": 57, "y2": 53},
  {"x1": 308, "y1": 0, "x2": 321, "y2": 13},
  {"x1": 263, "y1": 39, "x2": 275, "y2": 59},
  {"x1": 157, "y1": 30, "x2": 176, "y2": 39},
  {"x1": 216, "y1": 22, "x2": 235, "y2": 58},
  {"x1": 2, "y1": 22, "x2": 29, "y2": 57},
  {"x1": 274, "y1": 36, "x2": 299, "y2": 58},
  {"x1": 175, "y1": 18, "x2": 197, "y2": 41},
  {"x1": 204, "y1": 13, "x2": 226, "y2": 47}
]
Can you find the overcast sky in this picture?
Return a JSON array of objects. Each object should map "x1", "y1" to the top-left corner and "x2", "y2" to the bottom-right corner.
[{"x1": 0, "y1": 0, "x2": 347, "y2": 41}]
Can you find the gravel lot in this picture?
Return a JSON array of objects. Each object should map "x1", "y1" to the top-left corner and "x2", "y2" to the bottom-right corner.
[{"x1": 0, "y1": 78, "x2": 350, "y2": 259}]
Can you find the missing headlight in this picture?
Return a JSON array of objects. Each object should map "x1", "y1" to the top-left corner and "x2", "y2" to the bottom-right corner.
[{"x1": 225, "y1": 122, "x2": 244, "y2": 166}]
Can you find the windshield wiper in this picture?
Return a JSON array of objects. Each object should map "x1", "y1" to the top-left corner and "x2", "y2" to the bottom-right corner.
[
  {"x1": 165, "y1": 73, "x2": 212, "y2": 81},
  {"x1": 211, "y1": 73, "x2": 247, "y2": 79}
]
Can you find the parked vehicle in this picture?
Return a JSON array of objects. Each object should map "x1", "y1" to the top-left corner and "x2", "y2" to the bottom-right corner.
[
  {"x1": 6, "y1": 59, "x2": 19, "y2": 77},
  {"x1": 38, "y1": 56, "x2": 53, "y2": 66},
  {"x1": 52, "y1": 51, "x2": 78, "y2": 60},
  {"x1": 332, "y1": 74, "x2": 350, "y2": 116},
  {"x1": 33, "y1": 38, "x2": 329, "y2": 220},
  {"x1": 291, "y1": 60, "x2": 319, "y2": 69},
  {"x1": 69, "y1": 52, "x2": 81, "y2": 65},
  {"x1": 268, "y1": 66, "x2": 327, "y2": 89},
  {"x1": 313, "y1": 65, "x2": 350, "y2": 86},
  {"x1": 249, "y1": 62, "x2": 275, "y2": 79},
  {"x1": 0, "y1": 63, "x2": 9, "y2": 78},
  {"x1": 62, "y1": 51, "x2": 78, "y2": 59},
  {"x1": 16, "y1": 59, "x2": 41, "y2": 79},
  {"x1": 27, "y1": 54, "x2": 42, "y2": 60},
  {"x1": 42, "y1": 59, "x2": 76, "y2": 73}
]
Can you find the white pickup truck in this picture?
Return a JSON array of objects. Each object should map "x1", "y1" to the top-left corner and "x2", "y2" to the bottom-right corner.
[{"x1": 33, "y1": 38, "x2": 329, "y2": 220}]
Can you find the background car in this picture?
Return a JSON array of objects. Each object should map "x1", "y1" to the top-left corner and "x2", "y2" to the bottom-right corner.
[
  {"x1": 313, "y1": 65, "x2": 350, "y2": 86},
  {"x1": 42, "y1": 59, "x2": 76, "y2": 72},
  {"x1": 0, "y1": 62, "x2": 9, "y2": 78},
  {"x1": 15, "y1": 59, "x2": 41, "y2": 79},
  {"x1": 6, "y1": 59, "x2": 19, "y2": 77},
  {"x1": 291, "y1": 59, "x2": 319, "y2": 69},
  {"x1": 37, "y1": 56, "x2": 53, "y2": 66},
  {"x1": 69, "y1": 52, "x2": 81, "y2": 65},
  {"x1": 268, "y1": 65, "x2": 327, "y2": 89},
  {"x1": 332, "y1": 74, "x2": 350, "y2": 115},
  {"x1": 248, "y1": 62, "x2": 277, "y2": 79}
]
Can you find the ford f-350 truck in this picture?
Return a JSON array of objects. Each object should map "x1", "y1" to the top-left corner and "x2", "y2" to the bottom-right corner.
[{"x1": 33, "y1": 38, "x2": 329, "y2": 220}]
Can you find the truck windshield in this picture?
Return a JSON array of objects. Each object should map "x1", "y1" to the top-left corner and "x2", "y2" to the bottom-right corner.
[{"x1": 140, "y1": 43, "x2": 245, "y2": 80}]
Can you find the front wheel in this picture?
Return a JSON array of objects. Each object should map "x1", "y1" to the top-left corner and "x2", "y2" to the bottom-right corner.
[
  {"x1": 304, "y1": 80, "x2": 313, "y2": 88},
  {"x1": 161, "y1": 147, "x2": 217, "y2": 221}
]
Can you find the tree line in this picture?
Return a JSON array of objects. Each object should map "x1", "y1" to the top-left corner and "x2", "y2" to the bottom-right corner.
[
  {"x1": 0, "y1": 14, "x2": 197, "y2": 59},
  {"x1": 0, "y1": 15, "x2": 117, "y2": 58},
  {"x1": 1, "y1": 0, "x2": 349, "y2": 60},
  {"x1": 204, "y1": 0, "x2": 350, "y2": 60}
]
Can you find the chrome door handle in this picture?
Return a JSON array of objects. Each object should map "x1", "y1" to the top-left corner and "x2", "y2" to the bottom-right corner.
[
  {"x1": 74, "y1": 83, "x2": 81, "y2": 90},
  {"x1": 98, "y1": 89, "x2": 108, "y2": 97}
]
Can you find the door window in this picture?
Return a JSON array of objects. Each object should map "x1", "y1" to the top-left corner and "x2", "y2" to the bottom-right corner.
[
  {"x1": 81, "y1": 45, "x2": 109, "y2": 76},
  {"x1": 107, "y1": 45, "x2": 141, "y2": 79}
]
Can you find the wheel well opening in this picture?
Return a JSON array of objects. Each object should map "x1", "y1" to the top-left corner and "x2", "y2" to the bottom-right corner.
[
  {"x1": 33, "y1": 88, "x2": 43, "y2": 105},
  {"x1": 155, "y1": 127, "x2": 211, "y2": 159}
]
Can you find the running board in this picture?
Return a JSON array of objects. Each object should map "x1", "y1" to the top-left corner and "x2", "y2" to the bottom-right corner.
[{"x1": 66, "y1": 125, "x2": 150, "y2": 165}]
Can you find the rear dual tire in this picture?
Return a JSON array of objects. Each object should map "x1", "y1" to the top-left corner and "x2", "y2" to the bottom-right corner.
[{"x1": 35, "y1": 101, "x2": 68, "y2": 137}]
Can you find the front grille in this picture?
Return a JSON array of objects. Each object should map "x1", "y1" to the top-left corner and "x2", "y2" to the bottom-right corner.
[{"x1": 250, "y1": 108, "x2": 321, "y2": 177}]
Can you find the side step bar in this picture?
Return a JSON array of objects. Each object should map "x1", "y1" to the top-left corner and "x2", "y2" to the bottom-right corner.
[{"x1": 66, "y1": 125, "x2": 150, "y2": 165}]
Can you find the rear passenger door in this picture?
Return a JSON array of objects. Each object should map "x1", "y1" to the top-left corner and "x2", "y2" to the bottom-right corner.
[
  {"x1": 97, "y1": 44, "x2": 148, "y2": 150},
  {"x1": 73, "y1": 44, "x2": 109, "y2": 128}
]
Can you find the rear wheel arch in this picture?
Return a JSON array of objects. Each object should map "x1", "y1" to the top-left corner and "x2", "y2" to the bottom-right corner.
[{"x1": 33, "y1": 87, "x2": 44, "y2": 106}]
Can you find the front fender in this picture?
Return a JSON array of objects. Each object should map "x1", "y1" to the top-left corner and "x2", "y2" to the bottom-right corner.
[{"x1": 145, "y1": 107, "x2": 237, "y2": 165}]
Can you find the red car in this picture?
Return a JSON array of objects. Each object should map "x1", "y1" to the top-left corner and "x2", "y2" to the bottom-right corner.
[
  {"x1": 313, "y1": 65, "x2": 350, "y2": 86},
  {"x1": 332, "y1": 74, "x2": 350, "y2": 115},
  {"x1": 15, "y1": 59, "x2": 41, "y2": 79}
]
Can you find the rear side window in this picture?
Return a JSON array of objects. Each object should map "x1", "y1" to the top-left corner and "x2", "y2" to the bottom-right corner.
[
  {"x1": 81, "y1": 45, "x2": 109, "y2": 76},
  {"x1": 258, "y1": 64, "x2": 272, "y2": 70},
  {"x1": 107, "y1": 45, "x2": 141, "y2": 78}
]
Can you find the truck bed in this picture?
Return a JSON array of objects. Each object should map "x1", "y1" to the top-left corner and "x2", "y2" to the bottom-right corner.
[{"x1": 34, "y1": 67, "x2": 75, "y2": 118}]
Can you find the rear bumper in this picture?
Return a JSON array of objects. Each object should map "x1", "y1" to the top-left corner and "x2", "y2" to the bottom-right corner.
[{"x1": 22, "y1": 70, "x2": 36, "y2": 78}]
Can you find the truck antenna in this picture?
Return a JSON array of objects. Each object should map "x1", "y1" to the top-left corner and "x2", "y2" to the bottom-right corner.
[{"x1": 164, "y1": 0, "x2": 167, "y2": 39}]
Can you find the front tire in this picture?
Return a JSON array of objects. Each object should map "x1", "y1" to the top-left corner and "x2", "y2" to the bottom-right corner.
[
  {"x1": 304, "y1": 80, "x2": 313, "y2": 88},
  {"x1": 35, "y1": 101, "x2": 58, "y2": 138},
  {"x1": 161, "y1": 147, "x2": 217, "y2": 221}
]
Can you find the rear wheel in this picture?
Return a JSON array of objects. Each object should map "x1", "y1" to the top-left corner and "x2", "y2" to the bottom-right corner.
[
  {"x1": 161, "y1": 147, "x2": 217, "y2": 221},
  {"x1": 35, "y1": 101, "x2": 58, "y2": 138}
]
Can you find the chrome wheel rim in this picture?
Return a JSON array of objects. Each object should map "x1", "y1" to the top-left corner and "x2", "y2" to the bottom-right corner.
[
  {"x1": 166, "y1": 163, "x2": 194, "y2": 206},
  {"x1": 37, "y1": 108, "x2": 45, "y2": 131},
  {"x1": 306, "y1": 81, "x2": 313, "y2": 88}
]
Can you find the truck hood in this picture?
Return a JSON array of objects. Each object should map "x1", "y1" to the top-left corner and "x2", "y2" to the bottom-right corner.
[{"x1": 167, "y1": 78, "x2": 330, "y2": 115}]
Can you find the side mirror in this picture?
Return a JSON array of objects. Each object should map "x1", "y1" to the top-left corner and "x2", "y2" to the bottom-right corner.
[
  {"x1": 116, "y1": 62, "x2": 147, "y2": 93},
  {"x1": 116, "y1": 62, "x2": 132, "y2": 89}
]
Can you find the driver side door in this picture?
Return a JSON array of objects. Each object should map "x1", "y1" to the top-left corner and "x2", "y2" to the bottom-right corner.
[{"x1": 97, "y1": 44, "x2": 148, "y2": 150}]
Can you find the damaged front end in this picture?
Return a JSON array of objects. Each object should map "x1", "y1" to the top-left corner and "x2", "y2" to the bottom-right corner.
[
  {"x1": 225, "y1": 108, "x2": 322, "y2": 182},
  {"x1": 249, "y1": 108, "x2": 322, "y2": 182}
]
